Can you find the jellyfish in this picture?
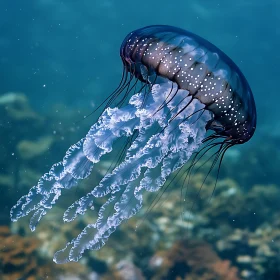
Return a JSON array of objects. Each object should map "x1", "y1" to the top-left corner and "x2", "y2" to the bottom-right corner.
[{"x1": 10, "y1": 25, "x2": 256, "y2": 263}]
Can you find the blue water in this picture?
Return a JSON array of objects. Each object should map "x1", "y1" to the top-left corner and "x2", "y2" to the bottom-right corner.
[
  {"x1": 1, "y1": 1, "x2": 280, "y2": 279},
  {"x1": 1, "y1": 1, "x2": 279, "y2": 134}
]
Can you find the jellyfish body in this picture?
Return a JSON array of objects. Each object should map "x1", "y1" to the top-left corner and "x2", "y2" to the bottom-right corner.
[
  {"x1": 10, "y1": 25, "x2": 256, "y2": 263},
  {"x1": 120, "y1": 25, "x2": 256, "y2": 143}
]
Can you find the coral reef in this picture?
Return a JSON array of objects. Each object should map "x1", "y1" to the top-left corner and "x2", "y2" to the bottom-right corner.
[
  {"x1": 149, "y1": 239, "x2": 240, "y2": 280},
  {"x1": 1, "y1": 92, "x2": 280, "y2": 280},
  {"x1": 216, "y1": 221, "x2": 280, "y2": 279},
  {"x1": 0, "y1": 225, "x2": 94, "y2": 280},
  {"x1": 0, "y1": 225, "x2": 48, "y2": 280},
  {"x1": 0, "y1": 225, "x2": 36, "y2": 280},
  {"x1": 112, "y1": 260, "x2": 145, "y2": 280}
]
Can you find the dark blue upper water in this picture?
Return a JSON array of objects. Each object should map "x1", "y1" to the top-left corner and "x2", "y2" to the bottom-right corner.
[{"x1": 0, "y1": 0, "x2": 279, "y2": 138}]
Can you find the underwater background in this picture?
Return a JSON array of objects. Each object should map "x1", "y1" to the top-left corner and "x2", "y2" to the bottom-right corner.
[{"x1": 0, "y1": 0, "x2": 279, "y2": 279}]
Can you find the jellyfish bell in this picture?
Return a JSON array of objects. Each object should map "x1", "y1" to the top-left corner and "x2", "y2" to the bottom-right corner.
[
  {"x1": 10, "y1": 25, "x2": 256, "y2": 264},
  {"x1": 120, "y1": 25, "x2": 256, "y2": 144}
]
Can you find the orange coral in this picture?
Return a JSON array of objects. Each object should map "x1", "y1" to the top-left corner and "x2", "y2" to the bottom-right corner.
[
  {"x1": 149, "y1": 239, "x2": 240, "y2": 280},
  {"x1": 0, "y1": 225, "x2": 89, "y2": 280},
  {"x1": 0, "y1": 226, "x2": 39, "y2": 280},
  {"x1": 211, "y1": 260, "x2": 239, "y2": 280}
]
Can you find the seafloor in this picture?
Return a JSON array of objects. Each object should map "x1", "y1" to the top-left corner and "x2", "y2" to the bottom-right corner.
[{"x1": 1, "y1": 92, "x2": 280, "y2": 280}]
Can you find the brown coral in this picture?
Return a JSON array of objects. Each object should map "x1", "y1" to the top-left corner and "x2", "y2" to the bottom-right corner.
[
  {"x1": 0, "y1": 226, "x2": 39, "y2": 280},
  {"x1": 0, "y1": 225, "x2": 90, "y2": 280},
  {"x1": 149, "y1": 239, "x2": 240, "y2": 280}
]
